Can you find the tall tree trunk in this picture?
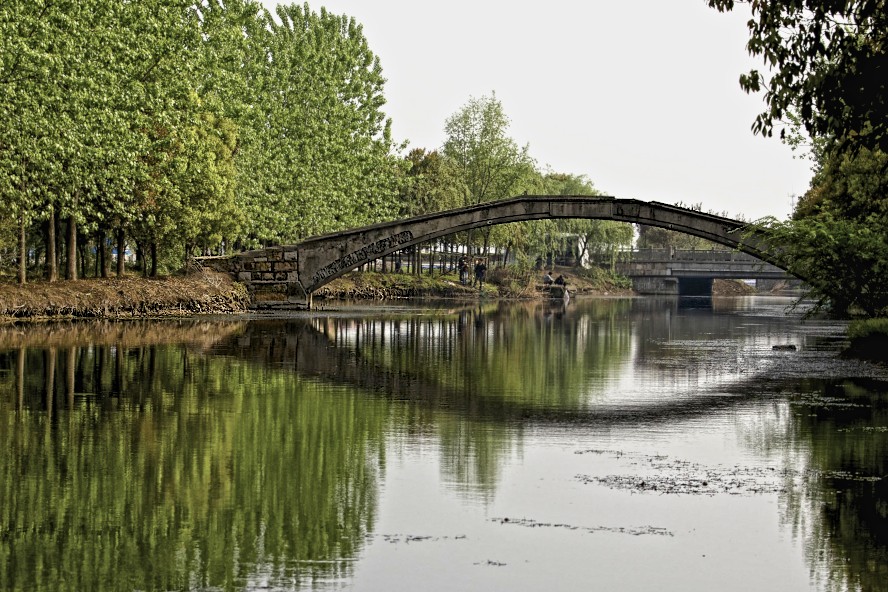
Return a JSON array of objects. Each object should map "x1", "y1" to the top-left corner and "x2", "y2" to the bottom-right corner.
[
  {"x1": 66, "y1": 216, "x2": 77, "y2": 280},
  {"x1": 136, "y1": 242, "x2": 146, "y2": 277},
  {"x1": 46, "y1": 207, "x2": 57, "y2": 282},
  {"x1": 150, "y1": 242, "x2": 158, "y2": 277},
  {"x1": 78, "y1": 231, "x2": 87, "y2": 279},
  {"x1": 98, "y1": 229, "x2": 108, "y2": 278},
  {"x1": 17, "y1": 214, "x2": 26, "y2": 285},
  {"x1": 116, "y1": 228, "x2": 125, "y2": 277}
]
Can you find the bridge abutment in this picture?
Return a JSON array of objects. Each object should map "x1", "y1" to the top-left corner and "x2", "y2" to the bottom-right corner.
[
  {"x1": 231, "y1": 247, "x2": 312, "y2": 309},
  {"x1": 632, "y1": 277, "x2": 680, "y2": 295}
]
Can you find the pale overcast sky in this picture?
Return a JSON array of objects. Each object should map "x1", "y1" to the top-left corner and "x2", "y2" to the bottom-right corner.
[{"x1": 261, "y1": 0, "x2": 814, "y2": 221}]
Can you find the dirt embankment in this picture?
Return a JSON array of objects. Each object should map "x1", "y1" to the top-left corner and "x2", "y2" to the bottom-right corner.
[
  {"x1": 0, "y1": 271, "x2": 249, "y2": 321},
  {"x1": 712, "y1": 279, "x2": 757, "y2": 296}
]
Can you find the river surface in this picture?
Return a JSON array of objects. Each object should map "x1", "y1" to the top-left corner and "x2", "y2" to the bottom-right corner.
[{"x1": 1, "y1": 296, "x2": 887, "y2": 591}]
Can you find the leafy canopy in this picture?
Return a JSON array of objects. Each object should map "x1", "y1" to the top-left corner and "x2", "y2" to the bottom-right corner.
[{"x1": 708, "y1": 0, "x2": 888, "y2": 154}]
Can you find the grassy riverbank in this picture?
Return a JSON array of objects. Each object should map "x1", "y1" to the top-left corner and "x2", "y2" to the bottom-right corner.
[
  {"x1": 313, "y1": 267, "x2": 635, "y2": 301},
  {"x1": 846, "y1": 319, "x2": 888, "y2": 361}
]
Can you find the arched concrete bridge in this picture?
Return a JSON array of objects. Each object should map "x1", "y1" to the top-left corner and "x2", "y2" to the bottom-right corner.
[{"x1": 228, "y1": 195, "x2": 785, "y2": 308}]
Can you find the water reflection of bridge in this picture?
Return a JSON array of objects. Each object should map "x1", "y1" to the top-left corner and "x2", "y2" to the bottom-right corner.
[
  {"x1": 210, "y1": 302, "x2": 797, "y2": 424},
  {"x1": 2, "y1": 303, "x2": 815, "y2": 423}
]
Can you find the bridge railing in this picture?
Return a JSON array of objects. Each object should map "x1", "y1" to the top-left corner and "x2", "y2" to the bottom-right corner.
[{"x1": 629, "y1": 248, "x2": 761, "y2": 263}]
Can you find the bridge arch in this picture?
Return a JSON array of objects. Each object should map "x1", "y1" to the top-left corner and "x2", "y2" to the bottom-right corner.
[{"x1": 232, "y1": 195, "x2": 784, "y2": 307}]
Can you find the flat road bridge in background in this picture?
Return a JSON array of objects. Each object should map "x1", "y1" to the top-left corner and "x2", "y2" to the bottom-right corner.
[{"x1": 618, "y1": 248, "x2": 795, "y2": 296}]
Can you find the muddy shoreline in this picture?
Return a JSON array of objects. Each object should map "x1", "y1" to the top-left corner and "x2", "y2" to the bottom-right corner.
[{"x1": 0, "y1": 272, "x2": 250, "y2": 321}]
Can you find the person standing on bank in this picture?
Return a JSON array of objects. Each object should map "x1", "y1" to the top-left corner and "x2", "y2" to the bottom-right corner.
[
  {"x1": 458, "y1": 256, "x2": 469, "y2": 285},
  {"x1": 474, "y1": 258, "x2": 487, "y2": 291}
]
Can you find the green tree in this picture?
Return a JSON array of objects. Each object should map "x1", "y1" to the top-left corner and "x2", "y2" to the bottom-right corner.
[
  {"x1": 442, "y1": 93, "x2": 536, "y2": 256},
  {"x1": 794, "y1": 148, "x2": 888, "y2": 223},
  {"x1": 709, "y1": 2, "x2": 888, "y2": 317},
  {"x1": 398, "y1": 148, "x2": 465, "y2": 217},
  {"x1": 708, "y1": 0, "x2": 888, "y2": 154},
  {"x1": 0, "y1": 0, "x2": 218, "y2": 278},
  {"x1": 442, "y1": 92, "x2": 535, "y2": 207},
  {"x1": 238, "y1": 3, "x2": 401, "y2": 245},
  {"x1": 755, "y1": 214, "x2": 887, "y2": 316},
  {"x1": 765, "y1": 147, "x2": 888, "y2": 317}
]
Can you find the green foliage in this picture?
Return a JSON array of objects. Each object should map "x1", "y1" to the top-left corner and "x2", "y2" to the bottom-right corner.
[
  {"x1": 776, "y1": 148, "x2": 888, "y2": 318},
  {"x1": 442, "y1": 92, "x2": 536, "y2": 206},
  {"x1": 397, "y1": 148, "x2": 466, "y2": 217},
  {"x1": 708, "y1": 0, "x2": 888, "y2": 154},
  {"x1": 238, "y1": 3, "x2": 401, "y2": 244},
  {"x1": 847, "y1": 318, "x2": 888, "y2": 341},
  {"x1": 0, "y1": 0, "x2": 402, "y2": 277},
  {"x1": 846, "y1": 318, "x2": 888, "y2": 360},
  {"x1": 795, "y1": 148, "x2": 888, "y2": 223},
  {"x1": 754, "y1": 214, "x2": 888, "y2": 317},
  {"x1": 538, "y1": 172, "x2": 633, "y2": 268},
  {"x1": 636, "y1": 225, "x2": 715, "y2": 250},
  {"x1": 568, "y1": 264, "x2": 632, "y2": 289}
]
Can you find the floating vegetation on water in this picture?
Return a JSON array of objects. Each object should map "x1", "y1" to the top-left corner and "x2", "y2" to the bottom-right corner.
[
  {"x1": 491, "y1": 517, "x2": 672, "y2": 537},
  {"x1": 372, "y1": 534, "x2": 467, "y2": 544},
  {"x1": 473, "y1": 560, "x2": 507, "y2": 567},
  {"x1": 790, "y1": 392, "x2": 868, "y2": 409},
  {"x1": 573, "y1": 448, "x2": 624, "y2": 456},
  {"x1": 575, "y1": 450, "x2": 884, "y2": 495},
  {"x1": 816, "y1": 470, "x2": 884, "y2": 482},
  {"x1": 581, "y1": 472, "x2": 788, "y2": 496},
  {"x1": 576, "y1": 453, "x2": 792, "y2": 496}
]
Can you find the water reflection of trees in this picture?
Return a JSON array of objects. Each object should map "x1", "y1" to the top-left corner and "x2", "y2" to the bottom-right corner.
[
  {"x1": 786, "y1": 379, "x2": 888, "y2": 592},
  {"x1": 306, "y1": 300, "x2": 633, "y2": 410},
  {"x1": 0, "y1": 332, "x2": 387, "y2": 591},
  {"x1": 212, "y1": 300, "x2": 634, "y2": 496},
  {"x1": 4, "y1": 301, "x2": 841, "y2": 590},
  {"x1": 742, "y1": 377, "x2": 888, "y2": 592}
]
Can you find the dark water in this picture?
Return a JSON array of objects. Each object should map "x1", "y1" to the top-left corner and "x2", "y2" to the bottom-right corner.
[{"x1": 1, "y1": 297, "x2": 887, "y2": 591}]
